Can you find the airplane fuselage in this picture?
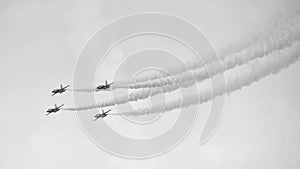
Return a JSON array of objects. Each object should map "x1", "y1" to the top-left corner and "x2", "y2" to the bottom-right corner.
[
  {"x1": 96, "y1": 85, "x2": 110, "y2": 90},
  {"x1": 46, "y1": 109, "x2": 59, "y2": 115},
  {"x1": 96, "y1": 81, "x2": 113, "y2": 91},
  {"x1": 51, "y1": 85, "x2": 69, "y2": 96},
  {"x1": 52, "y1": 89, "x2": 65, "y2": 94},
  {"x1": 47, "y1": 108, "x2": 59, "y2": 113},
  {"x1": 94, "y1": 113, "x2": 108, "y2": 120}
]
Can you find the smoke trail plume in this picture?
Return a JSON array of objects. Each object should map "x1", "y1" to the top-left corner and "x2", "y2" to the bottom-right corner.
[
  {"x1": 112, "y1": 15, "x2": 300, "y2": 89},
  {"x1": 62, "y1": 15, "x2": 300, "y2": 111},
  {"x1": 67, "y1": 88, "x2": 96, "y2": 92},
  {"x1": 67, "y1": 88, "x2": 112, "y2": 92},
  {"x1": 67, "y1": 15, "x2": 300, "y2": 93},
  {"x1": 62, "y1": 39, "x2": 300, "y2": 111},
  {"x1": 111, "y1": 41, "x2": 300, "y2": 116}
]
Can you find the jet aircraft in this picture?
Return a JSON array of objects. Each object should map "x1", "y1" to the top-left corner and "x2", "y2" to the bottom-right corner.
[
  {"x1": 94, "y1": 109, "x2": 111, "y2": 121},
  {"x1": 96, "y1": 81, "x2": 114, "y2": 91},
  {"x1": 51, "y1": 84, "x2": 70, "y2": 96},
  {"x1": 46, "y1": 104, "x2": 64, "y2": 115}
]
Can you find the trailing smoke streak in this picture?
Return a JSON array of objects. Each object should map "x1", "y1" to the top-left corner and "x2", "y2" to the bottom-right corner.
[
  {"x1": 112, "y1": 15, "x2": 300, "y2": 89},
  {"x1": 67, "y1": 88, "x2": 111, "y2": 92},
  {"x1": 113, "y1": 16, "x2": 299, "y2": 89},
  {"x1": 110, "y1": 41, "x2": 300, "y2": 116},
  {"x1": 63, "y1": 82, "x2": 185, "y2": 111},
  {"x1": 67, "y1": 88, "x2": 96, "y2": 92},
  {"x1": 62, "y1": 40, "x2": 300, "y2": 111},
  {"x1": 66, "y1": 15, "x2": 300, "y2": 93},
  {"x1": 62, "y1": 15, "x2": 300, "y2": 111}
]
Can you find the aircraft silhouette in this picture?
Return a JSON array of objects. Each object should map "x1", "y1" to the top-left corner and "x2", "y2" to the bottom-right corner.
[
  {"x1": 51, "y1": 84, "x2": 70, "y2": 96},
  {"x1": 46, "y1": 104, "x2": 64, "y2": 115},
  {"x1": 96, "y1": 81, "x2": 114, "y2": 91},
  {"x1": 94, "y1": 109, "x2": 111, "y2": 121}
]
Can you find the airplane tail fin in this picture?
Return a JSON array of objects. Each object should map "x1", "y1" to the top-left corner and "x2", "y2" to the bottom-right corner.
[
  {"x1": 54, "y1": 104, "x2": 57, "y2": 108},
  {"x1": 105, "y1": 80, "x2": 107, "y2": 85},
  {"x1": 60, "y1": 84, "x2": 63, "y2": 89}
]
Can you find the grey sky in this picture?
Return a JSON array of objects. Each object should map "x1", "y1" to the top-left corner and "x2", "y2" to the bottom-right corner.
[{"x1": 1, "y1": 0, "x2": 300, "y2": 168}]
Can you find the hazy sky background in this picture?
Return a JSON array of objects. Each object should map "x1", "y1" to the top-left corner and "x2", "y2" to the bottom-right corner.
[{"x1": 1, "y1": 0, "x2": 300, "y2": 168}]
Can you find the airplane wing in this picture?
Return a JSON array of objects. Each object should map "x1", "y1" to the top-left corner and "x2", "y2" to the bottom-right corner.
[
  {"x1": 108, "y1": 82, "x2": 114, "y2": 86},
  {"x1": 63, "y1": 85, "x2": 70, "y2": 89},
  {"x1": 105, "y1": 109, "x2": 112, "y2": 113},
  {"x1": 58, "y1": 104, "x2": 64, "y2": 109},
  {"x1": 51, "y1": 93, "x2": 56, "y2": 96}
]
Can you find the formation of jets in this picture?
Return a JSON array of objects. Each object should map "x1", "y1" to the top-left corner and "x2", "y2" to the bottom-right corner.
[{"x1": 47, "y1": 82, "x2": 114, "y2": 120}]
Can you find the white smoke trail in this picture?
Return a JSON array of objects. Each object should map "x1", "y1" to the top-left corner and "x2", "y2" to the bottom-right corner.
[
  {"x1": 62, "y1": 15, "x2": 300, "y2": 111},
  {"x1": 62, "y1": 39, "x2": 300, "y2": 111},
  {"x1": 67, "y1": 14, "x2": 300, "y2": 93},
  {"x1": 111, "y1": 41, "x2": 300, "y2": 116},
  {"x1": 67, "y1": 88, "x2": 96, "y2": 92},
  {"x1": 61, "y1": 14, "x2": 300, "y2": 111},
  {"x1": 112, "y1": 15, "x2": 300, "y2": 89},
  {"x1": 67, "y1": 88, "x2": 112, "y2": 92}
]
